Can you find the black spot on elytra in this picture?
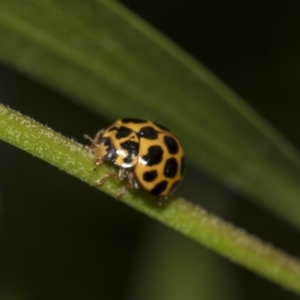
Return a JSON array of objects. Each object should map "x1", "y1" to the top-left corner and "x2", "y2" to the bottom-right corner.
[
  {"x1": 153, "y1": 121, "x2": 170, "y2": 132},
  {"x1": 141, "y1": 145, "x2": 163, "y2": 166},
  {"x1": 121, "y1": 118, "x2": 147, "y2": 124},
  {"x1": 120, "y1": 140, "x2": 139, "y2": 156},
  {"x1": 164, "y1": 158, "x2": 178, "y2": 178},
  {"x1": 115, "y1": 126, "x2": 132, "y2": 139},
  {"x1": 138, "y1": 126, "x2": 158, "y2": 139},
  {"x1": 164, "y1": 136, "x2": 179, "y2": 154},
  {"x1": 150, "y1": 180, "x2": 168, "y2": 196},
  {"x1": 143, "y1": 170, "x2": 158, "y2": 182},
  {"x1": 180, "y1": 156, "x2": 185, "y2": 176},
  {"x1": 100, "y1": 137, "x2": 117, "y2": 162}
]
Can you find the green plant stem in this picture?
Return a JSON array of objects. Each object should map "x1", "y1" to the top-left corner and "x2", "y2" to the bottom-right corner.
[{"x1": 1, "y1": 104, "x2": 300, "y2": 294}]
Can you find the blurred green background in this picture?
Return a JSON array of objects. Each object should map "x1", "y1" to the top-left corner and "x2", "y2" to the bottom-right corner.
[{"x1": 0, "y1": 1, "x2": 300, "y2": 299}]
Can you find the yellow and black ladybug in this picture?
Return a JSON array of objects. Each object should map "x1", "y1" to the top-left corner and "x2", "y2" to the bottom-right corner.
[{"x1": 86, "y1": 118, "x2": 184, "y2": 199}]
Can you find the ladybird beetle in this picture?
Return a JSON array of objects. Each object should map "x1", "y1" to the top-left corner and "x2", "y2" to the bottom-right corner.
[{"x1": 85, "y1": 118, "x2": 185, "y2": 199}]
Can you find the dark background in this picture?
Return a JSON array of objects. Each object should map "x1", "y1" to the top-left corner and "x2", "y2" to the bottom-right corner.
[{"x1": 0, "y1": 1, "x2": 300, "y2": 299}]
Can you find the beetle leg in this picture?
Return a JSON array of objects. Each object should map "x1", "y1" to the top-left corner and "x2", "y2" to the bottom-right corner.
[
  {"x1": 95, "y1": 167, "x2": 140, "y2": 200},
  {"x1": 95, "y1": 167, "x2": 131, "y2": 199},
  {"x1": 114, "y1": 169, "x2": 137, "y2": 199},
  {"x1": 95, "y1": 173, "x2": 120, "y2": 186},
  {"x1": 118, "y1": 167, "x2": 130, "y2": 180},
  {"x1": 116, "y1": 185, "x2": 126, "y2": 199},
  {"x1": 127, "y1": 171, "x2": 139, "y2": 190}
]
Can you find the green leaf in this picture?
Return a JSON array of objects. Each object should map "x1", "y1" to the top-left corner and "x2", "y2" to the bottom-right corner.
[
  {"x1": 1, "y1": 0, "x2": 300, "y2": 230},
  {"x1": 1, "y1": 0, "x2": 300, "y2": 229},
  {"x1": 1, "y1": 104, "x2": 300, "y2": 295}
]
